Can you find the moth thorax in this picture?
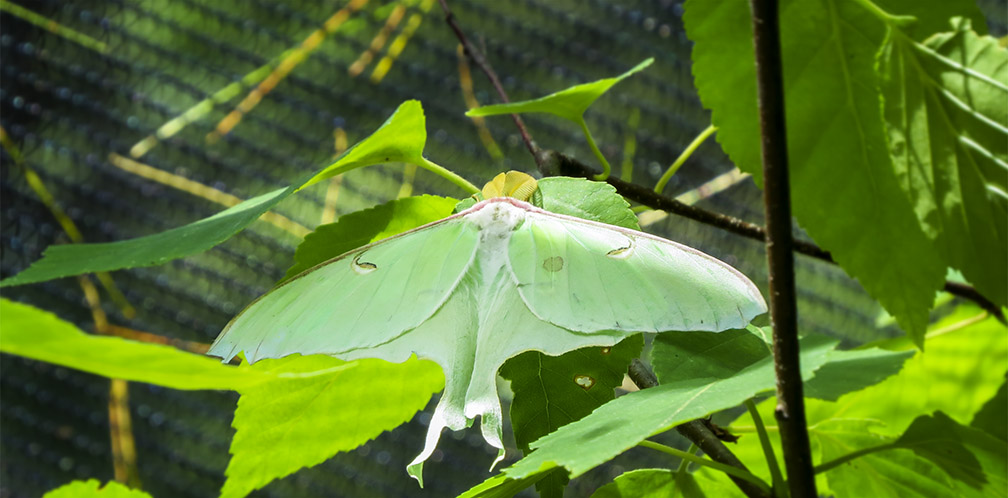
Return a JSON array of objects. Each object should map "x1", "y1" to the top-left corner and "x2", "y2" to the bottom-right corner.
[{"x1": 469, "y1": 200, "x2": 526, "y2": 239}]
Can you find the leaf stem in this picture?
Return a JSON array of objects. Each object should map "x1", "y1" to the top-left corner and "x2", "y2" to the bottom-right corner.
[
  {"x1": 417, "y1": 157, "x2": 480, "y2": 194},
  {"x1": 654, "y1": 125, "x2": 717, "y2": 193},
  {"x1": 746, "y1": 399, "x2": 786, "y2": 497},
  {"x1": 579, "y1": 118, "x2": 611, "y2": 180},
  {"x1": 676, "y1": 444, "x2": 699, "y2": 474},
  {"x1": 814, "y1": 442, "x2": 899, "y2": 474},
  {"x1": 851, "y1": 0, "x2": 915, "y2": 28},
  {"x1": 638, "y1": 440, "x2": 772, "y2": 494}
]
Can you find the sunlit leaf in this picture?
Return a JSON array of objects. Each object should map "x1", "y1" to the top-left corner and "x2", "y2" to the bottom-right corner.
[
  {"x1": 456, "y1": 472, "x2": 552, "y2": 498},
  {"x1": 971, "y1": 377, "x2": 1007, "y2": 441},
  {"x1": 465, "y1": 59, "x2": 653, "y2": 123},
  {"x1": 43, "y1": 480, "x2": 152, "y2": 498},
  {"x1": 0, "y1": 299, "x2": 264, "y2": 390},
  {"x1": 878, "y1": 17, "x2": 1008, "y2": 306},
  {"x1": 453, "y1": 177, "x2": 639, "y2": 230},
  {"x1": 299, "y1": 100, "x2": 429, "y2": 189},
  {"x1": 818, "y1": 419, "x2": 956, "y2": 497},
  {"x1": 591, "y1": 469, "x2": 704, "y2": 498},
  {"x1": 896, "y1": 412, "x2": 986, "y2": 489},
  {"x1": 221, "y1": 355, "x2": 443, "y2": 498},
  {"x1": 536, "y1": 177, "x2": 639, "y2": 229},
  {"x1": 802, "y1": 347, "x2": 914, "y2": 401},
  {"x1": 725, "y1": 305, "x2": 1007, "y2": 496}
]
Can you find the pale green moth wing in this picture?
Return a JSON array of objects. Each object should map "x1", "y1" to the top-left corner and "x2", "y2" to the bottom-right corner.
[
  {"x1": 207, "y1": 197, "x2": 767, "y2": 485},
  {"x1": 509, "y1": 207, "x2": 766, "y2": 333},
  {"x1": 207, "y1": 217, "x2": 480, "y2": 364}
]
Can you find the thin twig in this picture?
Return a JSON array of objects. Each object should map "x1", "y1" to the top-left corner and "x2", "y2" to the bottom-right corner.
[
  {"x1": 628, "y1": 360, "x2": 771, "y2": 498},
  {"x1": 437, "y1": 0, "x2": 541, "y2": 167},
  {"x1": 541, "y1": 149, "x2": 1004, "y2": 322}
]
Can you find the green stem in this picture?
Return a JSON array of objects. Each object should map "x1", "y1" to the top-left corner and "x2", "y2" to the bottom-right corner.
[
  {"x1": 675, "y1": 444, "x2": 699, "y2": 475},
  {"x1": 418, "y1": 157, "x2": 480, "y2": 194},
  {"x1": 850, "y1": 0, "x2": 915, "y2": 27},
  {"x1": 638, "y1": 440, "x2": 772, "y2": 494},
  {"x1": 0, "y1": 1, "x2": 109, "y2": 54},
  {"x1": 620, "y1": 107, "x2": 641, "y2": 182},
  {"x1": 746, "y1": 324, "x2": 773, "y2": 349},
  {"x1": 654, "y1": 125, "x2": 717, "y2": 193},
  {"x1": 814, "y1": 442, "x2": 899, "y2": 475},
  {"x1": 746, "y1": 399, "x2": 786, "y2": 497},
  {"x1": 578, "y1": 118, "x2": 612, "y2": 181}
]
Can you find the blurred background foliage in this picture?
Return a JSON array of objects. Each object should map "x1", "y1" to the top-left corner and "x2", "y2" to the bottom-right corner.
[{"x1": 0, "y1": 1, "x2": 1004, "y2": 497}]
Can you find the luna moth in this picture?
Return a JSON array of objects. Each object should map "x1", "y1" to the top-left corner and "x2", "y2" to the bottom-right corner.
[{"x1": 208, "y1": 184, "x2": 767, "y2": 483}]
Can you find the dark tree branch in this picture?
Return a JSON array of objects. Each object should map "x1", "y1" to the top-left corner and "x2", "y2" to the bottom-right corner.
[
  {"x1": 748, "y1": 1, "x2": 816, "y2": 496},
  {"x1": 628, "y1": 360, "x2": 771, "y2": 498},
  {"x1": 437, "y1": 0, "x2": 541, "y2": 167}
]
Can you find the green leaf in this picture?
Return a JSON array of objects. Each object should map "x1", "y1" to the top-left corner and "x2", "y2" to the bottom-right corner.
[
  {"x1": 0, "y1": 299, "x2": 264, "y2": 390},
  {"x1": 896, "y1": 412, "x2": 986, "y2": 489},
  {"x1": 803, "y1": 347, "x2": 914, "y2": 401},
  {"x1": 282, "y1": 195, "x2": 458, "y2": 281},
  {"x1": 652, "y1": 327, "x2": 912, "y2": 402},
  {"x1": 500, "y1": 335, "x2": 643, "y2": 497},
  {"x1": 817, "y1": 419, "x2": 956, "y2": 497},
  {"x1": 501, "y1": 335, "x2": 836, "y2": 481},
  {"x1": 456, "y1": 472, "x2": 552, "y2": 498},
  {"x1": 592, "y1": 468, "x2": 716, "y2": 498},
  {"x1": 0, "y1": 185, "x2": 297, "y2": 287},
  {"x1": 537, "y1": 177, "x2": 639, "y2": 229},
  {"x1": 685, "y1": 0, "x2": 952, "y2": 341},
  {"x1": 454, "y1": 176, "x2": 639, "y2": 229},
  {"x1": 300, "y1": 100, "x2": 429, "y2": 189},
  {"x1": 43, "y1": 480, "x2": 152, "y2": 498},
  {"x1": 813, "y1": 306, "x2": 1008, "y2": 432},
  {"x1": 945, "y1": 417, "x2": 1008, "y2": 497},
  {"x1": 221, "y1": 354, "x2": 443, "y2": 498},
  {"x1": 872, "y1": 0, "x2": 987, "y2": 41},
  {"x1": 0, "y1": 101, "x2": 430, "y2": 287},
  {"x1": 691, "y1": 468, "x2": 747, "y2": 497},
  {"x1": 808, "y1": 412, "x2": 1007, "y2": 497},
  {"x1": 651, "y1": 328, "x2": 771, "y2": 384},
  {"x1": 727, "y1": 305, "x2": 1006, "y2": 497},
  {"x1": 878, "y1": 17, "x2": 1008, "y2": 306},
  {"x1": 971, "y1": 377, "x2": 1007, "y2": 441},
  {"x1": 591, "y1": 469, "x2": 690, "y2": 498},
  {"x1": 465, "y1": 59, "x2": 653, "y2": 123},
  {"x1": 501, "y1": 335, "x2": 643, "y2": 453}
]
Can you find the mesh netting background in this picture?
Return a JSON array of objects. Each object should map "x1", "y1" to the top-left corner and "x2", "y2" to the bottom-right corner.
[{"x1": 1, "y1": 1, "x2": 1004, "y2": 497}]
